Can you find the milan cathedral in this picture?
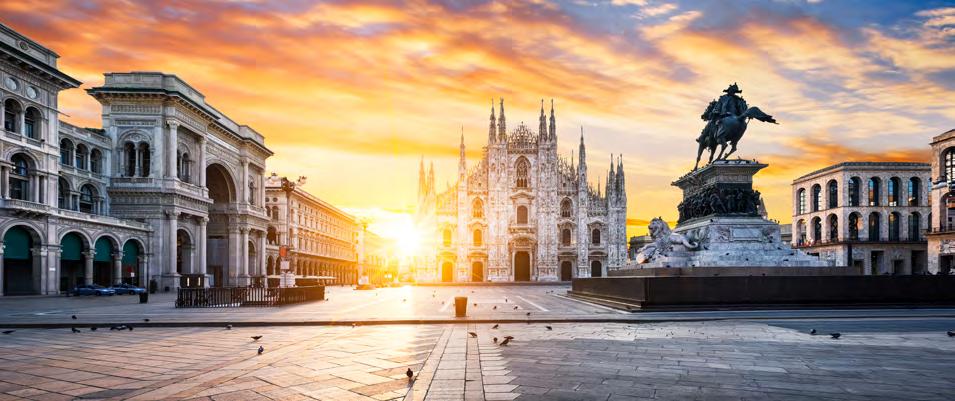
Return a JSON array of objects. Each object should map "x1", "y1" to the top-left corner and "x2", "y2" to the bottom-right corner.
[{"x1": 414, "y1": 99, "x2": 628, "y2": 282}]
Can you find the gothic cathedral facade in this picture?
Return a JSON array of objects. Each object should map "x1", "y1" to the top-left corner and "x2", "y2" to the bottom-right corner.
[{"x1": 415, "y1": 100, "x2": 627, "y2": 282}]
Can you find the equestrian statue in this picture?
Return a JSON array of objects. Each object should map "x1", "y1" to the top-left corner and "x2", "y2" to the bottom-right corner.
[{"x1": 694, "y1": 83, "x2": 778, "y2": 169}]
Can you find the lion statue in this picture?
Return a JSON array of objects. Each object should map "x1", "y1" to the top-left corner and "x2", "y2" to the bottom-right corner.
[{"x1": 635, "y1": 217, "x2": 700, "y2": 264}]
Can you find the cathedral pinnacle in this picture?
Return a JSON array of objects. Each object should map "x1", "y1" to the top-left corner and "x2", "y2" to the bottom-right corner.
[
  {"x1": 549, "y1": 99, "x2": 556, "y2": 140},
  {"x1": 497, "y1": 98, "x2": 506, "y2": 141},
  {"x1": 539, "y1": 99, "x2": 547, "y2": 140},
  {"x1": 488, "y1": 98, "x2": 496, "y2": 143}
]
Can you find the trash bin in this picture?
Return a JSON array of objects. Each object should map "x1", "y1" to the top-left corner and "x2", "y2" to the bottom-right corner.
[
  {"x1": 139, "y1": 292, "x2": 148, "y2": 304},
  {"x1": 454, "y1": 296, "x2": 468, "y2": 317}
]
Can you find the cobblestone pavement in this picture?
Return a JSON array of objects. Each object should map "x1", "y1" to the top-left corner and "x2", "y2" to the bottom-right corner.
[{"x1": 1, "y1": 319, "x2": 954, "y2": 400}]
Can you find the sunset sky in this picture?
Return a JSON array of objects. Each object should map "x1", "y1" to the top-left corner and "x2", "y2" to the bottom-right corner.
[{"x1": 4, "y1": 0, "x2": 954, "y2": 240}]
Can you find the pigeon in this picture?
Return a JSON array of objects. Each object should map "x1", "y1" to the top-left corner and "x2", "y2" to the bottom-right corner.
[
  {"x1": 251, "y1": 336, "x2": 262, "y2": 341},
  {"x1": 406, "y1": 368, "x2": 414, "y2": 379},
  {"x1": 492, "y1": 324, "x2": 499, "y2": 329},
  {"x1": 127, "y1": 326, "x2": 134, "y2": 331},
  {"x1": 257, "y1": 345, "x2": 264, "y2": 355},
  {"x1": 71, "y1": 315, "x2": 77, "y2": 320},
  {"x1": 493, "y1": 337, "x2": 498, "y2": 343},
  {"x1": 546, "y1": 326, "x2": 552, "y2": 331},
  {"x1": 513, "y1": 306, "x2": 518, "y2": 310},
  {"x1": 810, "y1": 329, "x2": 817, "y2": 335},
  {"x1": 1, "y1": 330, "x2": 14, "y2": 335},
  {"x1": 947, "y1": 331, "x2": 955, "y2": 337},
  {"x1": 830, "y1": 333, "x2": 841, "y2": 339},
  {"x1": 526, "y1": 312, "x2": 531, "y2": 317},
  {"x1": 90, "y1": 327, "x2": 97, "y2": 331},
  {"x1": 226, "y1": 325, "x2": 233, "y2": 330},
  {"x1": 504, "y1": 335, "x2": 514, "y2": 340},
  {"x1": 71, "y1": 327, "x2": 81, "y2": 333},
  {"x1": 473, "y1": 303, "x2": 477, "y2": 307},
  {"x1": 468, "y1": 332, "x2": 477, "y2": 338},
  {"x1": 505, "y1": 298, "x2": 508, "y2": 303},
  {"x1": 143, "y1": 318, "x2": 150, "y2": 322},
  {"x1": 499, "y1": 337, "x2": 510, "y2": 346},
  {"x1": 492, "y1": 306, "x2": 497, "y2": 310}
]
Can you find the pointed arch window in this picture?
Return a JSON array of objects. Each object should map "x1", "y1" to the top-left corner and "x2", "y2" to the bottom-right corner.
[
  {"x1": 516, "y1": 205, "x2": 528, "y2": 224},
  {"x1": 515, "y1": 158, "x2": 529, "y2": 188},
  {"x1": 560, "y1": 198, "x2": 572, "y2": 218},
  {"x1": 561, "y1": 228, "x2": 572, "y2": 246},
  {"x1": 472, "y1": 198, "x2": 484, "y2": 218},
  {"x1": 473, "y1": 229, "x2": 482, "y2": 246},
  {"x1": 591, "y1": 228, "x2": 601, "y2": 245}
]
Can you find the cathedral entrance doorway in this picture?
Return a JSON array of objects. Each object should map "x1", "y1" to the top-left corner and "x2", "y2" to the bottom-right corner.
[
  {"x1": 560, "y1": 261, "x2": 572, "y2": 281},
  {"x1": 441, "y1": 262, "x2": 453, "y2": 282},
  {"x1": 514, "y1": 252, "x2": 531, "y2": 281},
  {"x1": 590, "y1": 260, "x2": 602, "y2": 277},
  {"x1": 471, "y1": 261, "x2": 483, "y2": 282}
]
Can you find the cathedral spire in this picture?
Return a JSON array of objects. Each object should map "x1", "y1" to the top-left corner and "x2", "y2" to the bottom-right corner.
[
  {"x1": 607, "y1": 155, "x2": 615, "y2": 199},
  {"x1": 488, "y1": 98, "x2": 496, "y2": 144},
  {"x1": 538, "y1": 99, "x2": 546, "y2": 140},
  {"x1": 549, "y1": 99, "x2": 556, "y2": 140},
  {"x1": 578, "y1": 127, "x2": 586, "y2": 169},
  {"x1": 459, "y1": 128, "x2": 466, "y2": 170},
  {"x1": 428, "y1": 161, "x2": 435, "y2": 194},
  {"x1": 617, "y1": 154, "x2": 625, "y2": 198},
  {"x1": 418, "y1": 156, "x2": 425, "y2": 197},
  {"x1": 497, "y1": 98, "x2": 506, "y2": 142}
]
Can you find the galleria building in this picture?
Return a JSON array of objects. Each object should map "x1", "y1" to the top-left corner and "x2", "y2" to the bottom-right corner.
[{"x1": 414, "y1": 100, "x2": 628, "y2": 282}]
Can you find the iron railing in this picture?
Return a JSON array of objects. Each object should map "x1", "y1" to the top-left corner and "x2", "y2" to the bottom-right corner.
[{"x1": 175, "y1": 286, "x2": 325, "y2": 308}]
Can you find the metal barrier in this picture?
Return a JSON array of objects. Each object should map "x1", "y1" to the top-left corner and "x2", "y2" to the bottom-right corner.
[{"x1": 175, "y1": 286, "x2": 325, "y2": 308}]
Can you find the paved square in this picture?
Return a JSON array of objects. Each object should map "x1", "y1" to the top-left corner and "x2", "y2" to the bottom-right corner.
[{"x1": 1, "y1": 318, "x2": 955, "y2": 400}]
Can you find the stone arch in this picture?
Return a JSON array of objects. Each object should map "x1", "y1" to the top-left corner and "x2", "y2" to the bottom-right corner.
[
  {"x1": 2, "y1": 224, "x2": 43, "y2": 295},
  {"x1": 121, "y1": 238, "x2": 146, "y2": 286},
  {"x1": 59, "y1": 231, "x2": 90, "y2": 291},
  {"x1": 176, "y1": 229, "x2": 194, "y2": 275},
  {"x1": 560, "y1": 198, "x2": 572, "y2": 218},
  {"x1": 206, "y1": 163, "x2": 237, "y2": 203},
  {"x1": 515, "y1": 156, "x2": 530, "y2": 188},
  {"x1": 92, "y1": 235, "x2": 119, "y2": 286}
]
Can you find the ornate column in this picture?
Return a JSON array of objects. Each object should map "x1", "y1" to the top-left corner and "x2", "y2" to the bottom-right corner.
[
  {"x1": 196, "y1": 217, "x2": 208, "y2": 283},
  {"x1": 228, "y1": 228, "x2": 242, "y2": 286},
  {"x1": 164, "y1": 211, "x2": 179, "y2": 290},
  {"x1": 166, "y1": 121, "x2": 179, "y2": 179},
  {"x1": 241, "y1": 160, "x2": 249, "y2": 205},
  {"x1": 0, "y1": 165, "x2": 8, "y2": 199},
  {"x1": 257, "y1": 232, "x2": 266, "y2": 280},
  {"x1": 197, "y1": 136, "x2": 207, "y2": 188},
  {"x1": 240, "y1": 227, "x2": 250, "y2": 282},
  {"x1": 112, "y1": 252, "x2": 123, "y2": 285},
  {"x1": 48, "y1": 248, "x2": 61, "y2": 294},
  {"x1": 82, "y1": 250, "x2": 94, "y2": 285},
  {"x1": 0, "y1": 247, "x2": 5, "y2": 296},
  {"x1": 137, "y1": 255, "x2": 146, "y2": 287}
]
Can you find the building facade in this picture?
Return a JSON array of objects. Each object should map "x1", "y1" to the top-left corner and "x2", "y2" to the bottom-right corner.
[
  {"x1": 0, "y1": 24, "x2": 152, "y2": 295},
  {"x1": 927, "y1": 128, "x2": 955, "y2": 274},
  {"x1": 792, "y1": 162, "x2": 930, "y2": 275},
  {"x1": 414, "y1": 100, "x2": 628, "y2": 282},
  {"x1": 264, "y1": 175, "x2": 359, "y2": 286},
  {"x1": 0, "y1": 24, "x2": 273, "y2": 294}
]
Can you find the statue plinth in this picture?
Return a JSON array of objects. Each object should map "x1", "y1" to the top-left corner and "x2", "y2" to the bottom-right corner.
[{"x1": 634, "y1": 159, "x2": 829, "y2": 269}]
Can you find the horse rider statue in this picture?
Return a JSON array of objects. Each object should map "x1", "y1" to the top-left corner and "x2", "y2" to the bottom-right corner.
[{"x1": 694, "y1": 83, "x2": 777, "y2": 169}]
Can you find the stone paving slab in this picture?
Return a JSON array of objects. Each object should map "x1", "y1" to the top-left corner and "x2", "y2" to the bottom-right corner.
[{"x1": 0, "y1": 319, "x2": 954, "y2": 400}]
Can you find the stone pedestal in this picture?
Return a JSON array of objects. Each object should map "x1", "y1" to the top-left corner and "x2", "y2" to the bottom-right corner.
[{"x1": 638, "y1": 159, "x2": 829, "y2": 268}]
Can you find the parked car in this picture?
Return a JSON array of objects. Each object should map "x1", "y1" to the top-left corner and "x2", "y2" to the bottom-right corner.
[
  {"x1": 73, "y1": 284, "x2": 115, "y2": 296},
  {"x1": 110, "y1": 283, "x2": 146, "y2": 295}
]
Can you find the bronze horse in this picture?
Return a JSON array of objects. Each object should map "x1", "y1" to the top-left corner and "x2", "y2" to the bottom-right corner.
[{"x1": 695, "y1": 107, "x2": 777, "y2": 169}]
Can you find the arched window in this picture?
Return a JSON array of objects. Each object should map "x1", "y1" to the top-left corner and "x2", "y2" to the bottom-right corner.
[
  {"x1": 811, "y1": 217, "x2": 822, "y2": 243},
  {"x1": 9, "y1": 154, "x2": 30, "y2": 201},
  {"x1": 946, "y1": 149, "x2": 955, "y2": 180},
  {"x1": 3, "y1": 99, "x2": 20, "y2": 132},
  {"x1": 888, "y1": 177, "x2": 901, "y2": 206},
  {"x1": 561, "y1": 228, "x2": 572, "y2": 246},
  {"x1": 868, "y1": 177, "x2": 881, "y2": 206},
  {"x1": 796, "y1": 188, "x2": 806, "y2": 214},
  {"x1": 442, "y1": 229, "x2": 452, "y2": 247},
  {"x1": 60, "y1": 139, "x2": 74, "y2": 165},
  {"x1": 909, "y1": 212, "x2": 921, "y2": 241},
  {"x1": 560, "y1": 198, "x2": 572, "y2": 218},
  {"x1": 57, "y1": 177, "x2": 70, "y2": 209},
  {"x1": 515, "y1": 158, "x2": 529, "y2": 188},
  {"x1": 848, "y1": 177, "x2": 861, "y2": 207},
  {"x1": 178, "y1": 152, "x2": 191, "y2": 182},
  {"x1": 827, "y1": 180, "x2": 838, "y2": 208},
  {"x1": 868, "y1": 212, "x2": 881, "y2": 241},
  {"x1": 23, "y1": 107, "x2": 39, "y2": 139},
  {"x1": 79, "y1": 185, "x2": 95, "y2": 214},
  {"x1": 90, "y1": 149, "x2": 102, "y2": 174},
  {"x1": 75, "y1": 144, "x2": 88, "y2": 170},
  {"x1": 138, "y1": 143, "x2": 150, "y2": 177},
  {"x1": 124, "y1": 142, "x2": 136, "y2": 177},
  {"x1": 472, "y1": 198, "x2": 484, "y2": 218},
  {"x1": 811, "y1": 184, "x2": 821, "y2": 212},
  {"x1": 591, "y1": 228, "x2": 601, "y2": 245},
  {"x1": 516, "y1": 205, "x2": 528, "y2": 224},
  {"x1": 848, "y1": 213, "x2": 860, "y2": 240},
  {"x1": 908, "y1": 177, "x2": 920, "y2": 206},
  {"x1": 473, "y1": 229, "x2": 482, "y2": 246},
  {"x1": 888, "y1": 212, "x2": 900, "y2": 241},
  {"x1": 828, "y1": 214, "x2": 838, "y2": 241}
]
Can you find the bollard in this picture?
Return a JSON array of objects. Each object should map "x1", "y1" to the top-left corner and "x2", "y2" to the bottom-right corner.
[
  {"x1": 139, "y1": 292, "x2": 148, "y2": 304},
  {"x1": 454, "y1": 296, "x2": 468, "y2": 317}
]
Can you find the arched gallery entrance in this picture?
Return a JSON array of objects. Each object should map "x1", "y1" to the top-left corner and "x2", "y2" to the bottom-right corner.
[
  {"x1": 177, "y1": 229, "x2": 193, "y2": 276},
  {"x1": 206, "y1": 163, "x2": 235, "y2": 287},
  {"x1": 122, "y1": 240, "x2": 142, "y2": 286},
  {"x1": 60, "y1": 232, "x2": 87, "y2": 291},
  {"x1": 92, "y1": 237, "x2": 116, "y2": 286},
  {"x1": 514, "y1": 251, "x2": 531, "y2": 281},
  {"x1": 3, "y1": 226, "x2": 40, "y2": 295}
]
